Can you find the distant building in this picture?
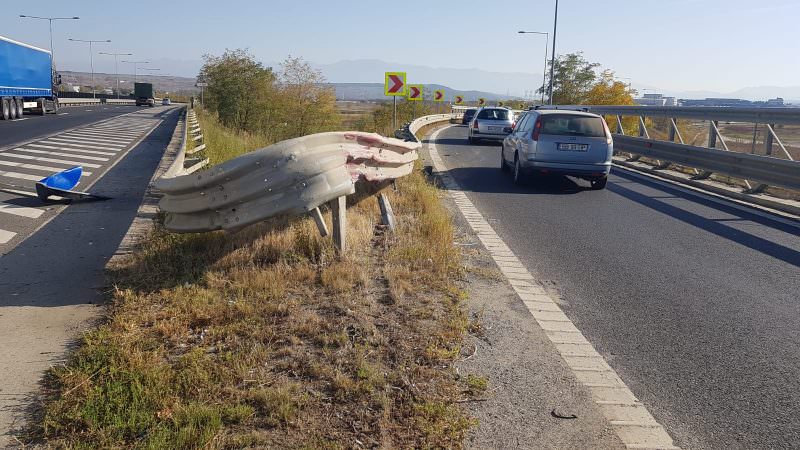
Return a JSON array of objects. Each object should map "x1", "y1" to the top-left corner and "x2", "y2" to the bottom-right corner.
[
  {"x1": 663, "y1": 97, "x2": 677, "y2": 106},
  {"x1": 765, "y1": 97, "x2": 784, "y2": 107},
  {"x1": 635, "y1": 93, "x2": 666, "y2": 106}
]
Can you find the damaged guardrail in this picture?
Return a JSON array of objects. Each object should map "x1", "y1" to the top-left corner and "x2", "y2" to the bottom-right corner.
[{"x1": 155, "y1": 129, "x2": 419, "y2": 250}]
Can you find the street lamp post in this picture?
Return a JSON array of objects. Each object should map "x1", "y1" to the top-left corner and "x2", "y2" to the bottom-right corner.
[
  {"x1": 517, "y1": 31, "x2": 549, "y2": 105},
  {"x1": 548, "y1": 0, "x2": 559, "y2": 105},
  {"x1": 122, "y1": 60, "x2": 150, "y2": 84},
  {"x1": 99, "y1": 52, "x2": 133, "y2": 99},
  {"x1": 18, "y1": 15, "x2": 79, "y2": 65},
  {"x1": 69, "y1": 38, "x2": 111, "y2": 98}
]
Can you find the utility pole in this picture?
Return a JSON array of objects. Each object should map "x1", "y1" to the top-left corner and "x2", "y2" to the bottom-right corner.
[
  {"x1": 99, "y1": 52, "x2": 132, "y2": 98},
  {"x1": 69, "y1": 38, "x2": 111, "y2": 98},
  {"x1": 548, "y1": 0, "x2": 559, "y2": 105},
  {"x1": 19, "y1": 15, "x2": 80, "y2": 65}
]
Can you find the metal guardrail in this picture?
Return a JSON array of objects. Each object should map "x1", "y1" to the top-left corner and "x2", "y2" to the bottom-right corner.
[
  {"x1": 566, "y1": 105, "x2": 800, "y2": 126},
  {"x1": 58, "y1": 98, "x2": 136, "y2": 106}
]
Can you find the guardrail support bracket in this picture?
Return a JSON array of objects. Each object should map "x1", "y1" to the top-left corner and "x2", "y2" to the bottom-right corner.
[
  {"x1": 691, "y1": 171, "x2": 714, "y2": 181},
  {"x1": 378, "y1": 193, "x2": 396, "y2": 231},
  {"x1": 331, "y1": 196, "x2": 347, "y2": 253}
]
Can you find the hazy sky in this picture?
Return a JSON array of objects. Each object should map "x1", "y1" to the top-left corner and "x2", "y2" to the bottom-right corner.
[{"x1": 3, "y1": 0, "x2": 799, "y2": 92}]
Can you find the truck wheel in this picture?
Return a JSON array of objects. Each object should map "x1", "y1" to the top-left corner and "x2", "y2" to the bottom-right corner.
[
  {"x1": 9, "y1": 98, "x2": 18, "y2": 120},
  {"x1": 1, "y1": 98, "x2": 9, "y2": 120},
  {"x1": 52, "y1": 99, "x2": 59, "y2": 114},
  {"x1": 16, "y1": 98, "x2": 24, "y2": 118},
  {"x1": 37, "y1": 98, "x2": 47, "y2": 115}
]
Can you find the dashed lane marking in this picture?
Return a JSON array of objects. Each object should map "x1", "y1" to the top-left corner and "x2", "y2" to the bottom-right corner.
[
  {"x1": 426, "y1": 126, "x2": 680, "y2": 450},
  {"x1": 0, "y1": 228, "x2": 16, "y2": 244},
  {"x1": 0, "y1": 203, "x2": 45, "y2": 219}
]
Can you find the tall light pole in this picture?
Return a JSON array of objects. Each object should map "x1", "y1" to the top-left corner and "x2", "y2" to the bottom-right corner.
[
  {"x1": 122, "y1": 60, "x2": 150, "y2": 83},
  {"x1": 548, "y1": 0, "x2": 559, "y2": 105},
  {"x1": 69, "y1": 38, "x2": 111, "y2": 98},
  {"x1": 18, "y1": 15, "x2": 79, "y2": 65},
  {"x1": 517, "y1": 31, "x2": 549, "y2": 105},
  {"x1": 99, "y1": 52, "x2": 133, "y2": 99}
]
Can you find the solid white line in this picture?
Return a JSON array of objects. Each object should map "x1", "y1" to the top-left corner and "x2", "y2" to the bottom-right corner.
[
  {"x1": 47, "y1": 137, "x2": 125, "y2": 151},
  {"x1": 60, "y1": 133, "x2": 133, "y2": 144},
  {"x1": 12, "y1": 148, "x2": 109, "y2": 162},
  {"x1": 0, "y1": 203, "x2": 44, "y2": 219},
  {"x1": 0, "y1": 152, "x2": 102, "y2": 168},
  {"x1": 23, "y1": 144, "x2": 116, "y2": 156},
  {"x1": 426, "y1": 125, "x2": 679, "y2": 450},
  {"x1": 0, "y1": 229, "x2": 17, "y2": 244},
  {"x1": 0, "y1": 159, "x2": 92, "y2": 176},
  {"x1": 39, "y1": 140, "x2": 122, "y2": 151},
  {"x1": 0, "y1": 170, "x2": 42, "y2": 181}
]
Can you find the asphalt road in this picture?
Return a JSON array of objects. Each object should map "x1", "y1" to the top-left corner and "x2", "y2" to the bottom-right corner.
[
  {"x1": 431, "y1": 124, "x2": 800, "y2": 449},
  {"x1": 0, "y1": 106, "x2": 181, "y2": 443},
  {"x1": 0, "y1": 105, "x2": 178, "y2": 254},
  {"x1": 0, "y1": 104, "x2": 141, "y2": 150}
]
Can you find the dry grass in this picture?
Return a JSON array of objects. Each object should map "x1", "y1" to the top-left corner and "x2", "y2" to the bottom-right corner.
[{"x1": 26, "y1": 116, "x2": 477, "y2": 448}]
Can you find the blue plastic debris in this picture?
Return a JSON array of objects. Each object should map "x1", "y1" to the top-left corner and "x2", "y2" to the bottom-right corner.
[{"x1": 34, "y1": 166, "x2": 110, "y2": 201}]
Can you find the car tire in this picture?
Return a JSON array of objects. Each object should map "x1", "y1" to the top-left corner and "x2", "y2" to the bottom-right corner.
[
  {"x1": 16, "y1": 98, "x2": 24, "y2": 118},
  {"x1": 1, "y1": 98, "x2": 9, "y2": 120},
  {"x1": 468, "y1": 136, "x2": 475, "y2": 145},
  {"x1": 513, "y1": 153, "x2": 524, "y2": 185},
  {"x1": 500, "y1": 146, "x2": 509, "y2": 172},
  {"x1": 9, "y1": 98, "x2": 17, "y2": 120},
  {"x1": 591, "y1": 177, "x2": 608, "y2": 190},
  {"x1": 52, "y1": 99, "x2": 59, "y2": 114},
  {"x1": 37, "y1": 98, "x2": 47, "y2": 115}
]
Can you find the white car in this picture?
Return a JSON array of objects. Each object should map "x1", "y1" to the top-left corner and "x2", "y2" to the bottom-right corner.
[{"x1": 162, "y1": 98, "x2": 171, "y2": 106}]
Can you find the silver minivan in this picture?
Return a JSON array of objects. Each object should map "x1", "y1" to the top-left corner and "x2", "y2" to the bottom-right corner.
[
  {"x1": 501, "y1": 108, "x2": 613, "y2": 189},
  {"x1": 468, "y1": 107, "x2": 514, "y2": 144}
]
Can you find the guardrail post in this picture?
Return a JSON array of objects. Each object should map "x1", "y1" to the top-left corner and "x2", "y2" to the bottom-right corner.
[
  {"x1": 310, "y1": 207, "x2": 329, "y2": 237},
  {"x1": 707, "y1": 121, "x2": 718, "y2": 148},
  {"x1": 331, "y1": 196, "x2": 346, "y2": 253},
  {"x1": 764, "y1": 123, "x2": 775, "y2": 156},
  {"x1": 378, "y1": 193, "x2": 396, "y2": 231}
]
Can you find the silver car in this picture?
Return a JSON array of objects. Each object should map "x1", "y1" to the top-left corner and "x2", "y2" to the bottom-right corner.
[
  {"x1": 501, "y1": 108, "x2": 613, "y2": 190},
  {"x1": 468, "y1": 107, "x2": 514, "y2": 144}
]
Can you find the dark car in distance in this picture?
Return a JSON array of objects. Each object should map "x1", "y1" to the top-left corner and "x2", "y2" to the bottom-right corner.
[{"x1": 461, "y1": 108, "x2": 477, "y2": 125}]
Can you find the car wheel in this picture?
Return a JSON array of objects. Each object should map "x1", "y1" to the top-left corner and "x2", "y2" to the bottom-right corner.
[
  {"x1": 500, "y1": 146, "x2": 509, "y2": 172},
  {"x1": 52, "y1": 99, "x2": 59, "y2": 114},
  {"x1": 513, "y1": 153, "x2": 523, "y2": 185},
  {"x1": 16, "y1": 98, "x2": 24, "y2": 118},
  {"x1": 591, "y1": 177, "x2": 608, "y2": 190},
  {"x1": 468, "y1": 136, "x2": 475, "y2": 145},
  {"x1": 9, "y1": 98, "x2": 17, "y2": 119},
  {"x1": 1, "y1": 99, "x2": 9, "y2": 120}
]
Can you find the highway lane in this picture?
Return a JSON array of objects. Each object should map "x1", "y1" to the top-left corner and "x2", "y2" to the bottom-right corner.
[
  {"x1": 0, "y1": 105, "x2": 179, "y2": 255},
  {"x1": 430, "y1": 124, "x2": 800, "y2": 449},
  {"x1": 0, "y1": 104, "x2": 140, "y2": 150}
]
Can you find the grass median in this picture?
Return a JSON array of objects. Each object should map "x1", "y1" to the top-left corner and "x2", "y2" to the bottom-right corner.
[{"x1": 29, "y1": 111, "x2": 477, "y2": 448}]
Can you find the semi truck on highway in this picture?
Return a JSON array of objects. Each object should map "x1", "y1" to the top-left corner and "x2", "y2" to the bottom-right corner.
[
  {"x1": 0, "y1": 34, "x2": 61, "y2": 120},
  {"x1": 134, "y1": 82, "x2": 155, "y2": 107}
]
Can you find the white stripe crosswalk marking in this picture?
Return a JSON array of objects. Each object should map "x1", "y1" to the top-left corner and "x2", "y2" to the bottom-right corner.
[
  {"x1": 70, "y1": 129, "x2": 141, "y2": 138},
  {"x1": 47, "y1": 137, "x2": 125, "y2": 149},
  {"x1": 0, "y1": 203, "x2": 44, "y2": 219},
  {"x1": 12, "y1": 148, "x2": 109, "y2": 162},
  {"x1": 23, "y1": 144, "x2": 116, "y2": 156},
  {"x1": 0, "y1": 229, "x2": 17, "y2": 244},
  {"x1": 0, "y1": 159, "x2": 93, "y2": 176},
  {"x1": 0, "y1": 153, "x2": 102, "y2": 168},
  {"x1": 87, "y1": 126, "x2": 150, "y2": 132},
  {"x1": 0, "y1": 170, "x2": 43, "y2": 181},
  {"x1": 60, "y1": 133, "x2": 132, "y2": 144},
  {"x1": 40, "y1": 140, "x2": 122, "y2": 151}
]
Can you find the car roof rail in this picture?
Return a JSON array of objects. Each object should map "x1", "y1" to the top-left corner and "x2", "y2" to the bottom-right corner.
[{"x1": 531, "y1": 105, "x2": 590, "y2": 112}]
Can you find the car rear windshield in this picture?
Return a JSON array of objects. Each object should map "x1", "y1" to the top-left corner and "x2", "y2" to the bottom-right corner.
[
  {"x1": 540, "y1": 115, "x2": 606, "y2": 137},
  {"x1": 477, "y1": 109, "x2": 510, "y2": 120},
  {"x1": 464, "y1": 109, "x2": 476, "y2": 117}
]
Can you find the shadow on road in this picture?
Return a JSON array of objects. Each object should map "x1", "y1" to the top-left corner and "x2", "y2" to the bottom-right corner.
[{"x1": 442, "y1": 165, "x2": 589, "y2": 196}]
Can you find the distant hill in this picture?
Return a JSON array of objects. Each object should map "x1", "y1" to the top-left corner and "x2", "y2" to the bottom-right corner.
[{"x1": 59, "y1": 71, "x2": 198, "y2": 95}]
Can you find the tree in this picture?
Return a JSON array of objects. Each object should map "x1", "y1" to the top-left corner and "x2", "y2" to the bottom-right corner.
[
  {"x1": 586, "y1": 70, "x2": 640, "y2": 134},
  {"x1": 276, "y1": 56, "x2": 341, "y2": 140},
  {"x1": 539, "y1": 52, "x2": 600, "y2": 104}
]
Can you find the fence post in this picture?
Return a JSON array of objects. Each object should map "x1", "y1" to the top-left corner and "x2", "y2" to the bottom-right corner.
[{"x1": 764, "y1": 123, "x2": 775, "y2": 156}]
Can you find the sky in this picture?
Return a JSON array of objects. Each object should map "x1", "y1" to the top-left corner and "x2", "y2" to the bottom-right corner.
[{"x1": 3, "y1": 0, "x2": 799, "y2": 95}]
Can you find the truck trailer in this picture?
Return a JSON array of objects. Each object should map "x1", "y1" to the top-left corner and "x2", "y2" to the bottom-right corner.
[
  {"x1": 134, "y1": 82, "x2": 155, "y2": 107},
  {"x1": 0, "y1": 35, "x2": 61, "y2": 119}
]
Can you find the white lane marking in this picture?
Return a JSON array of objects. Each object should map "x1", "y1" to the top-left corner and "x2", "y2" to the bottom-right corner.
[
  {"x1": 39, "y1": 140, "x2": 122, "y2": 151},
  {"x1": 71, "y1": 128, "x2": 142, "y2": 137},
  {"x1": 0, "y1": 159, "x2": 93, "y2": 176},
  {"x1": 59, "y1": 133, "x2": 133, "y2": 144},
  {"x1": 22, "y1": 144, "x2": 116, "y2": 156},
  {"x1": 47, "y1": 137, "x2": 125, "y2": 150},
  {"x1": 0, "y1": 229, "x2": 17, "y2": 244},
  {"x1": 10, "y1": 118, "x2": 29, "y2": 122},
  {"x1": 11, "y1": 148, "x2": 109, "y2": 162},
  {"x1": 0, "y1": 170, "x2": 43, "y2": 181},
  {"x1": 0, "y1": 152, "x2": 102, "y2": 168},
  {"x1": 426, "y1": 126, "x2": 680, "y2": 450},
  {"x1": 57, "y1": 112, "x2": 69, "y2": 115},
  {"x1": 0, "y1": 203, "x2": 44, "y2": 219}
]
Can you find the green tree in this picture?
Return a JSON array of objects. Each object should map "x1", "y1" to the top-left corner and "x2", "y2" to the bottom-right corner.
[
  {"x1": 539, "y1": 52, "x2": 600, "y2": 104},
  {"x1": 275, "y1": 56, "x2": 341, "y2": 140},
  {"x1": 586, "y1": 70, "x2": 639, "y2": 134}
]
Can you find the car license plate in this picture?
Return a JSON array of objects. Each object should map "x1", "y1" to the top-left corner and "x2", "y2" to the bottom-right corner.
[
  {"x1": 558, "y1": 143, "x2": 588, "y2": 151},
  {"x1": 488, "y1": 126, "x2": 501, "y2": 131}
]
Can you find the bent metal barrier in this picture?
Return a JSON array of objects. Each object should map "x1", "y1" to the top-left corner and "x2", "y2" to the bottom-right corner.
[{"x1": 155, "y1": 119, "x2": 420, "y2": 249}]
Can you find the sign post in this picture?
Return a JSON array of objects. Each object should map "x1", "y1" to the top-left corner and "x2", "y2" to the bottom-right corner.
[{"x1": 384, "y1": 72, "x2": 407, "y2": 130}]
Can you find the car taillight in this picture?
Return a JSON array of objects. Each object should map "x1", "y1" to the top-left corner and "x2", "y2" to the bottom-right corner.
[
  {"x1": 473, "y1": 120, "x2": 479, "y2": 129},
  {"x1": 603, "y1": 120, "x2": 613, "y2": 144},
  {"x1": 532, "y1": 117, "x2": 542, "y2": 141},
  {"x1": 511, "y1": 122, "x2": 516, "y2": 130}
]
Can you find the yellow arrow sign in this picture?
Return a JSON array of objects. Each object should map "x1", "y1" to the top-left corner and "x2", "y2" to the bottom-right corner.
[
  {"x1": 433, "y1": 89, "x2": 445, "y2": 102},
  {"x1": 407, "y1": 84, "x2": 423, "y2": 101},
  {"x1": 454, "y1": 95, "x2": 464, "y2": 105},
  {"x1": 478, "y1": 98, "x2": 486, "y2": 106},
  {"x1": 384, "y1": 72, "x2": 407, "y2": 96},
  {"x1": 497, "y1": 101, "x2": 505, "y2": 107}
]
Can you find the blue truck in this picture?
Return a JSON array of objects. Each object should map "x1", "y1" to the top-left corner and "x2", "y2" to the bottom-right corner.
[{"x1": 0, "y1": 34, "x2": 61, "y2": 120}]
